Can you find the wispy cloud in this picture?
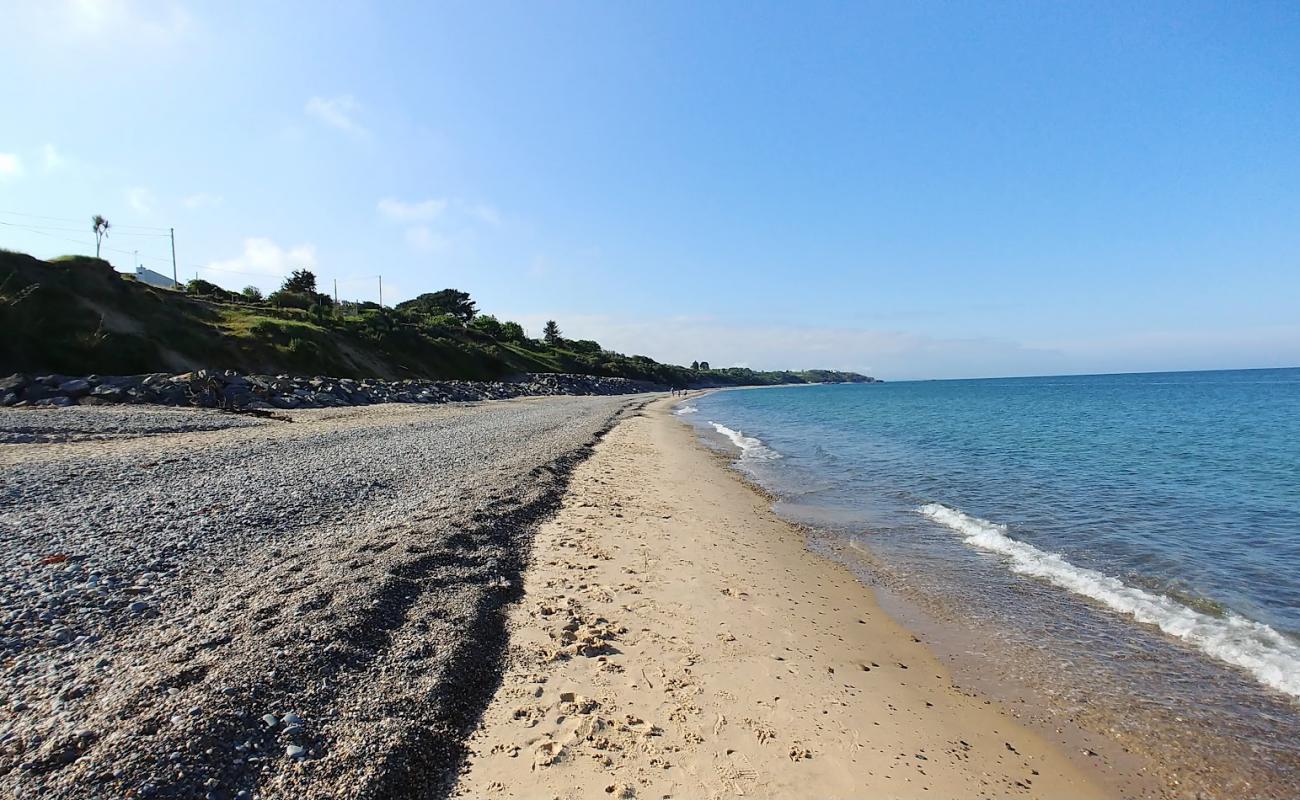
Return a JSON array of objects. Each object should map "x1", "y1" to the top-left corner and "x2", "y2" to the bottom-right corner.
[
  {"x1": 377, "y1": 196, "x2": 502, "y2": 252},
  {"x1": 305, "y1": 95, "x2": 368, "y2": 138},
  {"x1": 125, "y1": 186, "x2": 155, "y2": 214},
  {"x1": 19, "y1": 0, "x2": 195, "y2": 46},
  {"x1": 404, "y1": 225, "x2": 451, "y2": 253},
  {"x1": 183, "y1": 192, "x2": 223, "y2": 209},
  {"x1": 499, "y1": 314, "x2": 1066, "y2": 381},
  {"x1": 0, "y1": 153, "x2": 22, "y2": 180},
  {"x1": 377, "y1": 197, "x2": 447, "y2": 222},
  {"x1": 468, "y1": 203, "x2": 502, "y2": 226},
  {"x1": 207, "y1": 237, "x2": 317, "y2": 280},
  {"x1": 40, "y1": 144, "x2": 64, "y2": 171}
]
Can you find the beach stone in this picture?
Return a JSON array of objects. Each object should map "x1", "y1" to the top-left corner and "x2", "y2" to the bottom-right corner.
[{"x1": 58, "y1": 379, "x2": 92, "y2": 398}]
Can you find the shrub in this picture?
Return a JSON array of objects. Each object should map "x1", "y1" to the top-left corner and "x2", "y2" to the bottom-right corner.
[
  {"x1": 186, "y1": 278, "x2": 224, "y2": 296},
  {"x1": 268, "y1": 290, "x2": 314, "y2": 309},
  {"x1": 567, "y1": 339, "x2": 602, "y2": 355},
  {"x1": 241, "y1": 286, "x2": 265, "y2": 302},
  {"x1": 421, "y1": 313, "x2": 463, "y2": 337}
]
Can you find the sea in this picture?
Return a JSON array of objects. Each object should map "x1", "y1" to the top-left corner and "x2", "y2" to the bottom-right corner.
[{"x1": 678, "y1": 368, "x2": 1300, "y2": 798}]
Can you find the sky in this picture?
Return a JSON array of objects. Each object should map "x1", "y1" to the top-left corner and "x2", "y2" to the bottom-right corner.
[{"x1": 2, "y1": 0, "x2": 1299, "y2": 380}]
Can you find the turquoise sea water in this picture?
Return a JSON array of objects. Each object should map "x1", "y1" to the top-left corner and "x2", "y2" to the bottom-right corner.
[{"x1": 682, "y1": 368, "x2": 1300, "y2": 792}]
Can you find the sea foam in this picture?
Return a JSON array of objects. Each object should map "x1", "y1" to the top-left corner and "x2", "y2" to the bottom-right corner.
[
  {"x1": 710, "y1": 422, "x2": 781, "y2": 461},
  {"x1": 919, "y1": 502, "x2": 1300, "y2": 699},
  {"x1": 673, "y1": 404, "x2": 698, "y2": 416}
]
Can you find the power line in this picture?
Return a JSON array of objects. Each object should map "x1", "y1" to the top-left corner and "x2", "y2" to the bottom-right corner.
[
  {"x1": 0, "y1": 210, "x2": 171, "y2": 232},
  {"x1": 0, "y1": 219, "x2": 171, "y2": 238},
  {"x1": 0, "y1": 223, "x2": 171, "y2": 261}
]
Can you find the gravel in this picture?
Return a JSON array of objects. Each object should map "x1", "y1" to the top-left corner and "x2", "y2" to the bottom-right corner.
[
  {"x1": 0, "y1": 406, "x2": 263, "y2": 444},
  {"x1": 0, "y1": 396, "x2": 645, "y2": 798}
]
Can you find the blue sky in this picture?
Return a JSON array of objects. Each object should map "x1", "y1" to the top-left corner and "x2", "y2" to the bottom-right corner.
[{"x1": 2, "y1": 1, "x2": 1298, "y2": 380}]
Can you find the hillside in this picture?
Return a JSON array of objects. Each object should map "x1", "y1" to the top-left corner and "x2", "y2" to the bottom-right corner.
[{"x1": 0, "y1": 250, "x2": 878, "y2": 387}]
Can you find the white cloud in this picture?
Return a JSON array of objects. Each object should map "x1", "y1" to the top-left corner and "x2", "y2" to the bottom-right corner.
[
  {"x1": 0, "y1": 153, "x2": 21, "y2": 180},
  {"x1": 40, "y1": 144, "x2": 64, "y2": 171},
  {"x1": 207, "y1": 238, "x2": 317, "y2": 280},
  {"x1": 125, "y1": 186, "x2": 155, "y2": 214},
  {"x1": 378, "y1": 197, "x2": 447, "y2": 222},
  {"x1": 305, "y1": 95, "x2": 368, "y2": 138},
  {"x1": 183, "y1": 192, "x2": 223, "y2": 209}
]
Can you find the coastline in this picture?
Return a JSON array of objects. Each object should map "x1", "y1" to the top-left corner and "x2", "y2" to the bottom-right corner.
[{"x1": 454, "y1": 396, "x2": 1111, "y2": 798}]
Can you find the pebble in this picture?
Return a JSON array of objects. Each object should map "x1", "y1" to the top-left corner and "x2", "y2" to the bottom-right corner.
[{"x1": 1, "y1": 395, "x2": 640, "y2": 797}]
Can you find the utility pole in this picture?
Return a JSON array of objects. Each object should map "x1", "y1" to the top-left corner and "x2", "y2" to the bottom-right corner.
[
  {"x1": 169, "y1": 228, "x2": 178, "y2": 289},
  {"x1": 378, "y1": 275, "x2": 383, "y2": 307}
]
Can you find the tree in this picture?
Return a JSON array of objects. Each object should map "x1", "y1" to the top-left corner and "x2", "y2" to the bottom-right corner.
[
  {"x1": 282, "y1": 269, "x2": 317, "y2": 294},
  {"x1": 395, "y1": 289, "x2": 477, "y2": 322},
  {"x1": 241, "y1": 286, "x2": 265, "y2": 302},
  {"x1": 469, "y1": 314, "x2": 503, "y2": 338},
  {"x1": 500, "y1": 321, "x2": 526, "y2": 343},
  {"x1": 543, "y1": 320, "x2": 561, "y2": 344},
  {"x1": 91, "y1": 215, "x2": 110, "y2": 259},
  {"x1": 699, "y1": 361, "x2": 711, "y2": 370},
  {"x1": 691, "y1": 361, "x2": 700, "y2": 370}
]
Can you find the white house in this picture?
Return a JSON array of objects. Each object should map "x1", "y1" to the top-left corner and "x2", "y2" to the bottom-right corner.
[{"x1": 134, "y1": 266, "x2": 178, "y2": 289}]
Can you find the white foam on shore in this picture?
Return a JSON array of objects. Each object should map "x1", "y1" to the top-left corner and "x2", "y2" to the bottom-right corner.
[
  {"x1": 710, "y1": 422, "x2": 782, "y2": 461},
  {"x1": 919, "y1": 502, "x2": 1300, "y2": 699},
  {"x1": 673, "y1": 405, "x2": 698, "y2": 416}
]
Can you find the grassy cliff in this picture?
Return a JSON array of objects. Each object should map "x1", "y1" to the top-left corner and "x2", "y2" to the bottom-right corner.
[{"x1": 0, "y1": 250, "x2": 877, "y2": 387}]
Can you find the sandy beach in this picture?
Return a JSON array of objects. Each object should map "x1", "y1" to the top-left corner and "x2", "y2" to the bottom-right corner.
[{"x1": 454, "y1": 397, "x2": 1111, "y2": 799}]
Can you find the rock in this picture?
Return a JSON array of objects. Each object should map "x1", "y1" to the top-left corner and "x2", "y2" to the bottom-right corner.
[
  {"x1": 262, "y1": 714, "x2": 278, "y2": 728},
  {"x1": 285, "y1": 744, "x2": 306, "y2": 759},
  {"x1": 127, "y1": 601, "x2": 148, "y2": 614},
  {"x1": 0, "y1": 370, "x2": 661, "y2": 413},
  {"x1": 57, "y1": 379, "x2": 92, "y2": 398}
]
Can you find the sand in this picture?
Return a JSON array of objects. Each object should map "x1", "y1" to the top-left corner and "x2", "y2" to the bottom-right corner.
[{"x1": 454, "y1": 397, "x2": 1111, "y2": 799}]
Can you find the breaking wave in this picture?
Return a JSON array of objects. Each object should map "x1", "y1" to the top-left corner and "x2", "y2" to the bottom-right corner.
[
  {"x1": 919, "y1": 502, "x2": 1300, "y2": 698},
  {"x1": 710, "y1": 422, "x2": 782, "y2": 461}
]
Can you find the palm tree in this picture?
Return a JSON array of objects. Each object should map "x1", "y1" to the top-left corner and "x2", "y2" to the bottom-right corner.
[{"x1": 92, "y1": 215, "x2": 111, "y2": 258}]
